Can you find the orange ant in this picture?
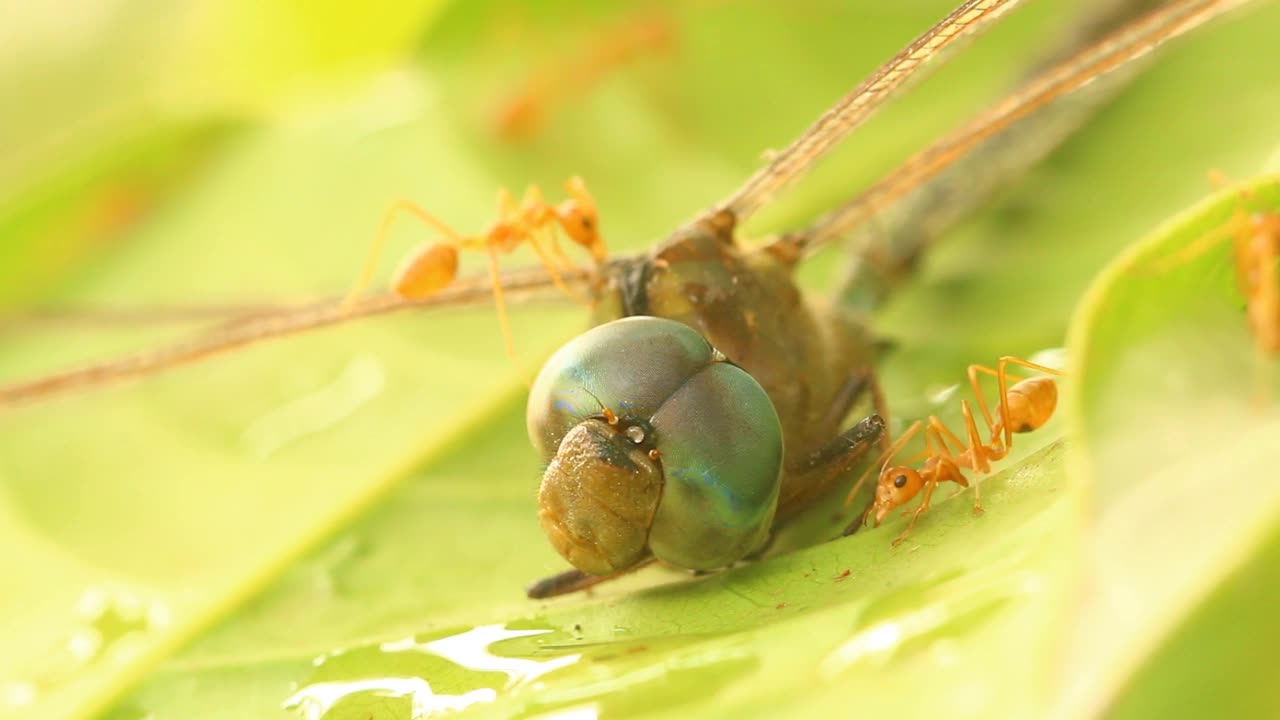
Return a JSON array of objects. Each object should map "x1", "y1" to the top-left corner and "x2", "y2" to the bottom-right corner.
[
  {"x1": 494, "y1": 10, "x2": 675, "y2": 142},
  {"x1": 842, "y1": 356, "x2": 1066, "y2": 545},
  {"x1": 1158, "y1": 172, "x2": 1279, "y2": 400},
  {"x1": 341, "y1": 177, "x2": 607, "y2": 356}
]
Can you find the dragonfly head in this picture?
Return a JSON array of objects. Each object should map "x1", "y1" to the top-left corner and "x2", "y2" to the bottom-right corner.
[{"x1": 527, "y1": 316, "x2": 784, "y2": 576}]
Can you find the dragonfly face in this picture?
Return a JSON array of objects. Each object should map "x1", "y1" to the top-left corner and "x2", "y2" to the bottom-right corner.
[
  {"x1": 526, "y1": 211, "x2": 883, "y2": 582},
  {"x1": 528, "y1": 315, "x2": 784, "y2": 575}
]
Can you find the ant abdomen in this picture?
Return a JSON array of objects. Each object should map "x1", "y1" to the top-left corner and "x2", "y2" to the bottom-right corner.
[
  {"x1": 1002, "y1": 376, "x2": 1058, "y2": 434},
  {"x1": 393, "y1": 243, "x2": 458, "y2": 300}
]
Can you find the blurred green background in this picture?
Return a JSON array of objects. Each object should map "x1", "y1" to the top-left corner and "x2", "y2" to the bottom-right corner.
[{"x1": 1, "y1": 1, "x2": 1279, "y2": 719}]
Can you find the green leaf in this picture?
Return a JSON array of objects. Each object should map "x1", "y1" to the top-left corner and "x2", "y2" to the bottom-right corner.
[
  {"x1": 1061, "y1": 175, "x2": 1280, "y2": 718},
  {"x1": 2, "y1": 1, "x2": 1280, "y2": 719},
  {"x1": 123, "y1": 428, "x2": 1076, "y2": 720}
]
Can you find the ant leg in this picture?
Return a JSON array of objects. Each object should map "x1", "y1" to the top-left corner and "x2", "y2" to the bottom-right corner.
[
  {"x1": 846, "y1": 497, "x2": 878, "y2": 536},
  {"x1": 841, "y1": 419, "x2": 922, "y2": 537},
  {"x1": 996, "y1": 356, "x2": 1068, "y2": 378},
  {"x1": 1154, "y1": 210, "x2": 1246, "y2": 273},
  {"x1": 482, "y1": 243, "x2": 516, "y2": 359},
  {"x1": 956, "y1": 399, "x2": 989, "y2": 471},
  {"x1": 513, "y1": 185, "x2": 591, "y2": 302},
  {"x1": 921, "y1": 418, "x2": 969, "y2": 494},
  {"x1": 966, "y1": 364, "x2": 1002, "y2": 443},
  {"x1": 467, "y1": 187, "x2": 528, "y2": 359},
  {"x1": 497, "y1": 186, "x2": 519, "y2": 220},
  {"x1": 958, "y1": 399, "x2": 989, "y2": 514},
  {"x1": 517, "y1": 184, "x2": 544, "y2": 215},
  {"x1": 526, "y1": 557, "x2": 658, "y2": 599},
  {"x1": 921, "y1": 423, "x2": 962, "y2": 507},
  {"x1": 342, "y1": 199, "x2": 467, "y2": 309},
  {"x1": 971, "y1": 358, "x2": 1065, "y2": 449},
  {"x1": 494, "y1": 12, "x2": 672, "y2": 143},
  {"x1": 925, "y1": 414, "x2": 967, "y2": 461},
  {"x1": 1151, "y1": 176, "x2": 1255, "y2": 277},
  {"x1": 922, "y1": 419, "x2": 981, "y2": 511},
  {"x1": 892, "y1": 480, "x2": 938, "y2": 547},
  {"x1": 843, "y1": 420, "x2": 921, "y2": 507},
  {"x1": 527, "y1": 229, "x2": 590, "y2": 302},
  {"x1": 538, "y1": 227, "x2": 580, "y2": 271},
  {"x1": 994, "y1": 356, "x2": 1067, "y2": 448}
]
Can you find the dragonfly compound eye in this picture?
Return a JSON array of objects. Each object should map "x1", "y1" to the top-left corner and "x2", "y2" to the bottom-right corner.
[{"x1": 527, "y1": 316, "x2": 784, "y2": 576}]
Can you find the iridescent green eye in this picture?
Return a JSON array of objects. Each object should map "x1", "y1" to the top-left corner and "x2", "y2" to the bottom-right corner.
[{"x1": 527, "y1": 316, "x2": 784, "y2": 575}]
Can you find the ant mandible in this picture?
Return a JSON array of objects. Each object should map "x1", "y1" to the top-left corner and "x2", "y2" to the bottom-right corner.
[
  {"x1": 341, "y1": 177, "x2": 606, "y2": 356},
  {"x1": 842, "y1": 356, "x2": 1066, "y2": 545}
]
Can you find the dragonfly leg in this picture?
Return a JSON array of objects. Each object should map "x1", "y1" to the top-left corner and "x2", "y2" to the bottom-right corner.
[
  {"x1": 801, "y1": 369, "x2": 891, "y2": 514},
  {"x1": 525, "y1": 557, "x2": 656, "y2": 600},
  {"x1": 779, "y1": 411, "x2": 884, "y2": 526},
  {"x1": 789, "y1": 413, "x2": 885, "y2": 483}
]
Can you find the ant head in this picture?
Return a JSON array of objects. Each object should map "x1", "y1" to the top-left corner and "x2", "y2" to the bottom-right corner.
[
  {"x1": 558, "y1": 177, "x2": 605, "y2": 261},
  {"x1": 870, "y1": 466, "x2": 924, "y2": 526}
]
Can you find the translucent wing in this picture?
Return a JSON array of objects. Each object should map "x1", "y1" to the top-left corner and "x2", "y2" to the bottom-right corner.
[
  {"x1": 0, "y1": 267, "x2": 584, "y2": 406},
  {"x1": 0, "y1": 0, "x2": 1028, "y2": 407},
  {"x1": 703, "y1": 0, "x2": 1025, "y2": 227},
  {"x1": 789, "y1": 0, "x2": 1256, "y2": 256},
  {"x1": 0, "y1": 0, "x2": 1255, "y2": 408}
]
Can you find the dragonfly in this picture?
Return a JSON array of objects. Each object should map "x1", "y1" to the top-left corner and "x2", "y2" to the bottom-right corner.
[{"x1": 0, "y1": 0, "x2": 1262, "y2": 604}]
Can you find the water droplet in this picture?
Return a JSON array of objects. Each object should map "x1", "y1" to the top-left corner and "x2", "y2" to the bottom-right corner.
[
  {"x1": 520, "y1": 644, "x2": 757, "y2": 717},
  {"x1": 76, "y1": 587, "x2": 110, "y2": 617},
  {"x1": 66, "y1": 628, "x2": 103, "y2": 663},
  {"x1": 282, "y1": 677, "x2": 495, "y2": 720},
  {"x1": 146, "y1": 603, "x2": 173, "y2": 629},
  {"x1": 70, "y1": 588, "x2": 168, "y2": 665},
  {"x1": 380, "y1": 624, "x2": 581, "y2": 689},
  {"x1": 242, "y1": 354, "x2": 385, "y2": 459},
  {"x1": 2, "y1": 681, "x2": 36, "y2": 708},
  {"x1": 284, "y1": 623, "x2": 584, "y2": 719},
  {"x1": 624, "y1": 425, "x2": 645, "y2": 444},
  {"x1": 1, "y1": 587, "x2": 170, "y2": 715}
]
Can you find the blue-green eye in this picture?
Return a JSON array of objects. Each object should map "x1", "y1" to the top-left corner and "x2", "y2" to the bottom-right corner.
[
  {"x1": 528, "y1": 316, "x2": 784, "y2": 575},
  {"x1": 646, "y1": 361, "x2": 783, "y2": 569}
]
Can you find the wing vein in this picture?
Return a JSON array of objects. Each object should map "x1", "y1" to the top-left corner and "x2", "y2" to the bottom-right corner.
[
  {"x1": 705, "y1": 0, "x2": 1024, "y2": 227},
  {"x1": 0, "y1": 268, "x2": 581, "y2": 407},
  {"x1": 794, "y1": 0, "x2": 1254, "y2": 253}
]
